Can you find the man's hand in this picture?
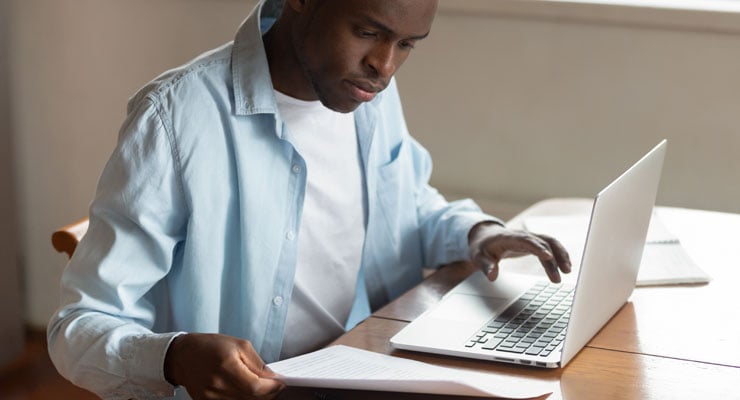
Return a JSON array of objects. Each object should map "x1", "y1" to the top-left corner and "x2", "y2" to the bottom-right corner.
[
  {"x1": 469, "y1": 222, "x2": 572, "y2": 283},
  {"x1": 164, "y1": 333, "x2": 285, "y2": 400}
]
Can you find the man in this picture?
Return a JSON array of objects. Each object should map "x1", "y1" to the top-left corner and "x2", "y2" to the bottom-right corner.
[{"x1": 48, "y1": 1, "x2": 571, "y2": 399}]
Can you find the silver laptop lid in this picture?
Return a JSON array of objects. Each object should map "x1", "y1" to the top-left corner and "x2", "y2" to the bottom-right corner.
[{"x1": 560, "y1": 140, "x2": 666, "y2": 366}]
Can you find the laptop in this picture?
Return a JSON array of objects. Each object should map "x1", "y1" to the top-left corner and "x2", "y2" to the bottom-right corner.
[{"x1": 390, "y1": 140, "x2": 667, "y2": 368}]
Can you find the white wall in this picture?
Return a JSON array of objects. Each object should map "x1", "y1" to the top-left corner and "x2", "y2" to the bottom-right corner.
[{"x1": 9, "y1": 0, "x2": 740, "y2": 327}]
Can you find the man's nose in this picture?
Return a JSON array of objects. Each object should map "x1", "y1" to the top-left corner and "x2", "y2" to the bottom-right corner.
[{"x1": 365, "y1": 42, "x2": 397, "y2": 79}]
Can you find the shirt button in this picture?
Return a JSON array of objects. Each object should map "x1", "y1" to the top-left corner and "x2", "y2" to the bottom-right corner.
[
  {"x1": 292, "y1": 164, "x2": 301, "y2": 174},
  {"x1": 286, "y1": 230, "x2": 295, "y2": 240},
  {"x1": 273, "y1": 296, "x2": 283, "y2": 306}
]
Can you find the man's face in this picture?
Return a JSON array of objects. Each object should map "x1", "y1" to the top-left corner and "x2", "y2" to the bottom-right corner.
[{"x1": 293, "y1": 0, "x2": 438, "y2": 113}]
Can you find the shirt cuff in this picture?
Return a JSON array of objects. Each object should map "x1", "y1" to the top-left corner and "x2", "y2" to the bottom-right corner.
[
  {"x1": 447, "y1": 201, "x2": 505, "y2": 262},
  {"x1": 121, "y1": 331, "x2": 187, "y2": 398}
]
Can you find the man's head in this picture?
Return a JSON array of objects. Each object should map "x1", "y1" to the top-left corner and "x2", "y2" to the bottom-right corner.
[{"x1": 265, "y1": 0, "x2": 438, "y2": 113}]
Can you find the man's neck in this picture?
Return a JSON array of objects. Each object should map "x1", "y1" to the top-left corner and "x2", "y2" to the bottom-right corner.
[{"x1": 262, "y1": 16, "x2": 317, "y2": 102}]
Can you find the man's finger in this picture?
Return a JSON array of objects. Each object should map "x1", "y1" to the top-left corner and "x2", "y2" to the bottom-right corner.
[
  {"x1": 528, "y1": 237, "x2": 560, "y2": 283},
  {"x1": 258, "y1": 364, "x2": 288, "y2": 396},
  {"x1": 481, "y1": 235, "x2": 553, "y2": 262},
  {"x1": 517, "y1": 235, "x2": 555, "y2": 262},
  {"x1": 228, "y1": 343, "x2": 286, "y2": 398},
  {"x1": 229, "y1": 360, "x2": 284, "y2": 398},
  {"x1": 251, "y1": 377, "x2": 285, "y2": 398},
  {"x1": 472, "y1": 250, "x2": 499, "y2": 281},
  {"x1": 542, "y1": 235, "x2": 572, "y2": 274},
  {"x1": 475, "y1": 245, "x2": 503, "y2": 282},
  {"x1": 541, "y1": 257, "x2": 561, "y2": 283},
  {"x1": 485, "y1": 260, "x2": 499, "y2": 281}
]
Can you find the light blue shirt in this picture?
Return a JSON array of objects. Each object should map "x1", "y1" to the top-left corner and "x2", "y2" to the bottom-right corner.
[{"x1": 47, "y1": 2, "x2": 497, "y2": 399}]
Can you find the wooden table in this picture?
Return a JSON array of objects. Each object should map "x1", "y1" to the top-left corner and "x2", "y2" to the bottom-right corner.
[{"x1": 280, "y1": 199, "x2": 740, "y2": 399}]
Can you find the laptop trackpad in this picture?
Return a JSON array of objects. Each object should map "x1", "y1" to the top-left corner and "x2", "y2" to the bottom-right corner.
[
  {"x1": 433, "y1": 293, "x2": 511, "y2": 324},
  {"x1": 391, "y1": 292, "x2": 516, "y2": 351}
]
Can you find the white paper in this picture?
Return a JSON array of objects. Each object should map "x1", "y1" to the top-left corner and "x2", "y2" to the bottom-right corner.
[
  {"x1": 637, "y1": 244, "x2": 710, "y2": 286},
  {"x1": 523, "y1": 213, "x2": 679, "y2": 245},
  {"x1": 268, "y1": 345, "x2": 554, "y2": 399},
  {"x1": 523, "y1": 213, "x2": 709, "y2": 286}
]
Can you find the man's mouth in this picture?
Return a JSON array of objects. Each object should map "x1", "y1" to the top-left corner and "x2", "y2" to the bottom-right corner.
[{"x1": 345, "y1": 80, "x2": 383, "y2": 103}]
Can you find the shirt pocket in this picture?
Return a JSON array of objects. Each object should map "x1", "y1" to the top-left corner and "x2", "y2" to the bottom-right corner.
[{"x1": 376, "y1": 140, "x2": 419, "y2": 245}]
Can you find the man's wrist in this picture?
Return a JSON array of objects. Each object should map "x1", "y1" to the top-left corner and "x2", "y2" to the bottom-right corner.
[
  {"x1": 468, "y1": 220, "x2": 506, "y2": 244},
  {"x1": 164, "y1": 333, "x2": 187, "y2": 386}
]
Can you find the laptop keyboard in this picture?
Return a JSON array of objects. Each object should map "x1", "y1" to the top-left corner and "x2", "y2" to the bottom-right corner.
[{"x1": 465, "y1": 282, "x2": 574, "y2": 357}]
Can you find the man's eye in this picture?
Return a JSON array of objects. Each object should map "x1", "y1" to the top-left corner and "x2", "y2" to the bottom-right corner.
[
  {"x1": 399, "y1": 40, "x2": 416, "y2": 50},
  {"x1": 358, "y1": 30, "x2": 377, "y2": 38}
]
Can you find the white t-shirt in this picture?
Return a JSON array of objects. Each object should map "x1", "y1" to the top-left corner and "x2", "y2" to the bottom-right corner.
[{"x1": 274, "y1": 90, "x2": 366, "y2": 359}]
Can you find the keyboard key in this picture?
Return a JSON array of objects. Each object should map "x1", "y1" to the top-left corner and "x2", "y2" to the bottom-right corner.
[
  {"x1": 526, "y1": 347, "x2": 544, "y2": 355},
  {"x1": 482, "y1": 338, "x2": 503, "y2": 350},
  {"x1": 498, "y1": 299, "x2": 529, "y2": 320},
  {"x1": 498, "y1": 347, "x2": 527, "y2": 354},
  {"x1": 488, "y1": 320, "x2": 506, "y2": 329}
]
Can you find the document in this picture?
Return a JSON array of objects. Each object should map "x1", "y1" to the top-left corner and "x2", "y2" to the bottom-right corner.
[
  {"x1": 268, "y1": 345, "x2": 554, "y2": 399},
  {"x1": 523, "y1": 213, "x2": 710, "y2": 286}
]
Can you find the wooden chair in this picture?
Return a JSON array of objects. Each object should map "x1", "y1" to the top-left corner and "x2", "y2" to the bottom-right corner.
[{"x1": 51, "y1": 218, "x2": 89, "y2": 259}]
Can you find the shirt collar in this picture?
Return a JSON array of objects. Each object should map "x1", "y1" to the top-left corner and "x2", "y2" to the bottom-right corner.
[{"x1": 231, "y1": 1, "x2": 278, "y2": 116}]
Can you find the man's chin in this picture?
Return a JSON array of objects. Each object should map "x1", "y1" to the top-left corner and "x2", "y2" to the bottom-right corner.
[{"x1": 319, "y1": 98, "x2": 363, "y2": 114}]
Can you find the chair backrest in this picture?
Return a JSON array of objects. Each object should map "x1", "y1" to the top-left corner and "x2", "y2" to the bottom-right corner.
[{"x1": 51, "y1": 218, "x2": 89, "y2": 259}]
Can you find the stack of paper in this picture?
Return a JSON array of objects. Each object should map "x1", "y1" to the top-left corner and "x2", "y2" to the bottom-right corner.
[
  {"x1": 269, "y1": 345, "x2": 554, "y2": 399},
  {"x1": 523, "y1": 213, "x2": 710, "y2": 286}
]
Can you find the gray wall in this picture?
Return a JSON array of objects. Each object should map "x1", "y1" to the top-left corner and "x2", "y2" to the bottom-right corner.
[
  {"x1": 0, "y1": 0, "x2": 25, "y2": 365},
  {"x1": 397, "y1": 2, "x2": 740, "y2": 215},
  {"x1": 9, "y1": 0, "x2": 257, "y2": 327},
  {"x1": 8, "y1": 0, "x2": 740, "y2": 328}
]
